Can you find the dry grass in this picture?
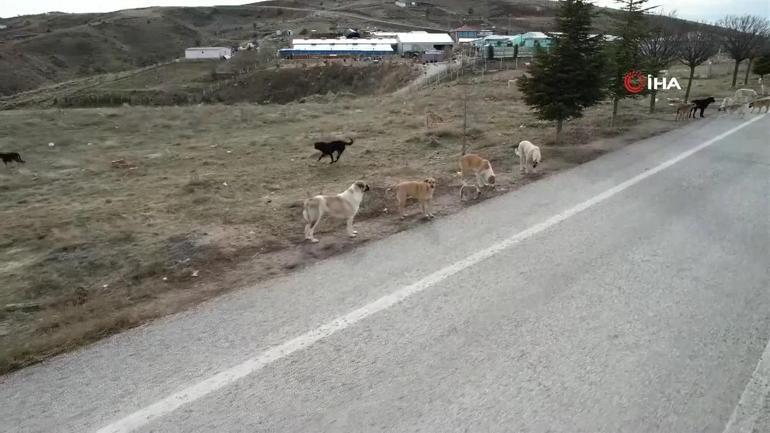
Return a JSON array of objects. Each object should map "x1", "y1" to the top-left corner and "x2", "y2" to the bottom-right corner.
[{"x1": 0, "y1": 59, "x2": 755, "y2": 373}]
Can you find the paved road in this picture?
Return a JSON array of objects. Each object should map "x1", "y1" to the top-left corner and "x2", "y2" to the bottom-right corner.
[{"x1": 2, "y1": 115, "x2": 769, "y2": 433}]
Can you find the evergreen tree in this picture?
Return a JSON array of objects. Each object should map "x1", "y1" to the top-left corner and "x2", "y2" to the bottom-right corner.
[
  {"x1": 607, "y1": 0, "x2": 653, "y2": 127},
  {"x1": 517, "y1": 0, "x2": 605, "y2": 144}
]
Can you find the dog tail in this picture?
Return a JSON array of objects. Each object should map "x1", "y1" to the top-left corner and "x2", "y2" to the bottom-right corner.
[{"x1": 346, "y1": 137, "x2": 354, "y2": 146}]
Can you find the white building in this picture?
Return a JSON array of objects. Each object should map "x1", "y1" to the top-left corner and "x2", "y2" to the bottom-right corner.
[
  {"x1": 393, "y1": 31, "x2": 454, "y2": 54},
  {"x1": 184, "y1": 47, "x2": 232, "y2": 60}
]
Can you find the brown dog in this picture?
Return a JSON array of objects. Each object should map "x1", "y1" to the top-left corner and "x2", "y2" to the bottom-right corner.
[
  {"x1": 396, "y1": 178, "x2": 437, "y2": 219},
  {"x1": 458, "y1": 154, "x2": 495, "y2": 200},
  {"x1": 674, "y1": 103, "x2": 693, "y2": 121}
]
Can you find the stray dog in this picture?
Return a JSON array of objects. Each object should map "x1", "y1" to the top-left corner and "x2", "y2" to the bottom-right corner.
[
  {"x1": 675, "y1": 103, "x2": 693, "y2": 121},
  {"x1": 396, "y1": 178, "x2": 436, "y2": 219},
  {"x1": 314, "y1": 138, "x2": 353, "y2": 164},
  {"x1": 458, "y1": 154, "x2": 495, "y2": 200},
  {"x1": 303, "y1": 181, "x2": 370, "y2": 243},
  {"x1": 689, "y1": 97, "x2": 716, "y2": 118},
  {"x1": 749, "y1": 97, "x2": 770, "y2": 113},
  {"x1": 0, "y1": 152, "x2": 25, "y2": 166},
  {"x1": 515, "y1": 140, "x2": 541, "y2": 173}
]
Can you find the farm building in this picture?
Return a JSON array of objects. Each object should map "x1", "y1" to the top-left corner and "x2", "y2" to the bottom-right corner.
[
  {"x1": 282, "y1": 38, "x2": 397, "y2": 59},
  {"x1": 452, "y1": 25, "x2": 493, "y2": 44},
  {"x1": 422, "y1": 50, "x2": 446, "y2": 63},
  {"x1": 395, "y1": 31, "x2": 454, "y2": 54},
  {"x1": 510, "y1": 32, "x2": 553, "y2": 54},
  {"x1": 279, "y1": 43, "x2": 394, "y2": 59},
  {"x1": 184, "y1": 47, "x2": 232, "y2": 60}
]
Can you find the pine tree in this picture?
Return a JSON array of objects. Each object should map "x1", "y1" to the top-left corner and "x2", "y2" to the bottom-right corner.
[
  {"x1": 607, "y1": 0, "x2": 653, "y2": 127},
  {"x1": 517, "y1": 0, "x2": 605, "y2": 144}
]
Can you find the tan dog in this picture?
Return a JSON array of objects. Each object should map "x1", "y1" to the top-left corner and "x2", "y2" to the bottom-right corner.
[
  {"x1": 749, "y1": 97, "x2": 770, "y2": 113},
  {"x1": 303, "y1": 181, "x2": 370, "y2": 243},
  {"x1": 515, "y1": 140, "x2": 542, "y2": 173},
  {"x1": 458, "y1": 154, "x2": 495, "y2": 200},
  {"x1": 675, "y1": 103, "x2": 693, "y2": 121},
  {"x1": 396, "y1": 178, "x2": 437, "y2": 219}
]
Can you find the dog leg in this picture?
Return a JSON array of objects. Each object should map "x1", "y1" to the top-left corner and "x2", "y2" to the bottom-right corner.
[
  {"x1": 308, "y1": 212, "x2": 323, "y2": 243},
  {"x1": 346, "y1": 217, "x2": 358, "y2": 237},
  {"x1": 335, "y1": 148, "x2": 345, "y2": 163}
]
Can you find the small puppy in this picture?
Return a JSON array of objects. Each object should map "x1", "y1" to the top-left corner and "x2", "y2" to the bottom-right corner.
[
  {"x1": 675, "y1": 103, "x2": 693, "y2": 121},
  {"x1": 314, "y1": 138, "x2": 353, "y2": 164},
  {"x1": 396, "y1": 178, "x2": 437, "y2": 219},
  {"x1": 0, "y1": 152, "x2": 25, "y2": 166},
  {"x1": 303, "y1": 181, "x2": 370, "y2": 243},
  {"x1": 515, "y1": 140, "x2": 541, "y2": 173},
  {"x1": 749, "y1": 97, "x2": 770, "y2": 113},
  {"x1": 689, "y1": 97, "x2": 716, "y2": 118},
  {"x1": 458, "y1": 154, "x2": 495, "y2": 200}
]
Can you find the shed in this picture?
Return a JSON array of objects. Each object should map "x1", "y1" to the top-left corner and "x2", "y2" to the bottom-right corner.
[{"x1": 396, "y1": 31, "x2": 454, "y2": 54}]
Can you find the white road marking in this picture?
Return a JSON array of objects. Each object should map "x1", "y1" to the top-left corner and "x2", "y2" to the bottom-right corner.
[
  {"x1": 722, "y1": 337, "x2": 770, "y2": 433},
  {"x1": 95, "y1": 115, "x2": 766, "y2": 433}
]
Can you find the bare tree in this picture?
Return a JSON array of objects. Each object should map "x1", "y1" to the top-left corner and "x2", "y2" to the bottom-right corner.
[
  {"x1": 640, "y1": 23, "x2": 681, "y2": 112},
  {"x1": 744, "y1": 36, "x2": 770, "y2": 85},
  {"x1": 679, "y1": 27, "x2": 720, "y2": 102},
  {"x1": 717, "y1": 15, "x2": 770, "y2": 88}
]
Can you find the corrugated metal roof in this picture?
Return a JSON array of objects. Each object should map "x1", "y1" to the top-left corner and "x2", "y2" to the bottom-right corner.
[
  {"x1": 396, "y1": 31, "x2": 454, "y2": 44},
  {"x1": 292, "y1": 38, "x2": 397, "y2": 46},
  {"x1": 283, "y1": 44, "x2": 394, "y2": 52}
]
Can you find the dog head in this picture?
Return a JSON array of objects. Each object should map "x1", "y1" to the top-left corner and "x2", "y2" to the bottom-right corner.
[
  {"x1": 423, "y1": 178, "x2": 437, "y2": 189},
  {"x1": 749, "y1": 101, "x2": 755, "y2": 108},
  {"x1": 354, "y1": 181, "x2": 370, "y2": 192}
]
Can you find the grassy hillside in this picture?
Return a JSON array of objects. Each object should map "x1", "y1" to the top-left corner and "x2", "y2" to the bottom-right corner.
[{"x1": 0, "y1": 0, "x2": 695, "y2": 96}]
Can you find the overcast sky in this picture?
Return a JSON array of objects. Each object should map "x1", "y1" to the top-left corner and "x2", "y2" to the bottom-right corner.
[{"x1": 1, "y1": 0, "x2": 768, "y2": 22}]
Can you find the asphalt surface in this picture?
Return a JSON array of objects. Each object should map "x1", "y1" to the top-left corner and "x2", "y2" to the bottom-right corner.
[{"x1": 1, "y1": 115, "x2": 769, "y2": 433}]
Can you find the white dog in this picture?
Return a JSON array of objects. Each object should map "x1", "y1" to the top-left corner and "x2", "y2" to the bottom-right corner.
[
  {"x1": 515, "y1": 140, "x2": 542, "y2": 173},
  {"x1": 303, "y1": 181, "x2": 370, "y2": 243}
]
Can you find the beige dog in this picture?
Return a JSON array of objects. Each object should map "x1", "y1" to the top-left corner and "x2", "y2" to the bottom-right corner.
[
  {"x1": 749, "y1": 97, "x2": 770, "y2": 113},
  {"x1": 675, "y1": 103, "x2": 693, "y2": 121},
  {"x1": 515, "y1": 140, "x2": 542, "y2": 173},
  {"x1": 396, "y1": 178, "x2": 437, "y2": 219},
  {"x1": 303, "y1": 181, "x2": 370, "y2": 243},
  {"x1": 458, "y1": 154, "x2": 495, "y2": 200}
]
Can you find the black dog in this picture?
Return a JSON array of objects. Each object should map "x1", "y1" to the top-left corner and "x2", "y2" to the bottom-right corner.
[
  {"x1": 314, "y1": 138, "x2": 353, "y2": 164},
  {"x1": 0, "y1": 152, "x2": 25, "y2": 166},
  {"x1": 689, "y1": 97, "x2": 716, "y2": 118}
]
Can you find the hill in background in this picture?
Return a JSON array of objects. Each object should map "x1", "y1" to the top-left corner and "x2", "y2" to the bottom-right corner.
[{"x1": 0, "y1": 0, "x2": 693, "y2": 96}]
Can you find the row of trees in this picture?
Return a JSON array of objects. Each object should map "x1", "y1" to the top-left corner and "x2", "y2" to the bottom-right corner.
[{"x1": 518, "y1": 0, "x2": 770, "y2": 143}]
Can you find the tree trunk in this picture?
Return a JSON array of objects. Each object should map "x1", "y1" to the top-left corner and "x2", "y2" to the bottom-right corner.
[
  {"x1": 556, "y1": 118, "x2": 563, "y2": 145},
  {"x1": 744, "y1": 57, "x2": 753, "y2": 85},
  {"x1": 611, "y1": 97, "x2": 619, "y2": 128},
  {"x1": 649, "y1": 88, "x2": 657, "y2": 114},
  {"x1": 685, "y1": 65, "x2": 695, "y2": 102},
  {"x1": 731, "y1": 60, "x2": 741, "y2": 88}
]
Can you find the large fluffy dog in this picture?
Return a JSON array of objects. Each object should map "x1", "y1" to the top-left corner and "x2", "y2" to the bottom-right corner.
[
  {"x1": 515, "y1": 140, "x2": 541, "y2": 173},
  {"x1": 458, "y1": 154, "x2": 495, "y2": 200},
  {"x1": 303, "y1": 181, "x2": 370, "y2": 243},
  {"x1": 314, "y1": 138, "x2": 353, "y2": 164},
  {"x1": 749, "y1": 97, "x2": 770, "y2": 113},
  {"x1": 0, "y1": 152, "x2": 25, "y2": 166},
  {"x1": 396, "y1": 178, "x2": 436, "y2": 219},
  {"x1": 689, "y1": 97, "x2": 716, "y2": 118}
]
